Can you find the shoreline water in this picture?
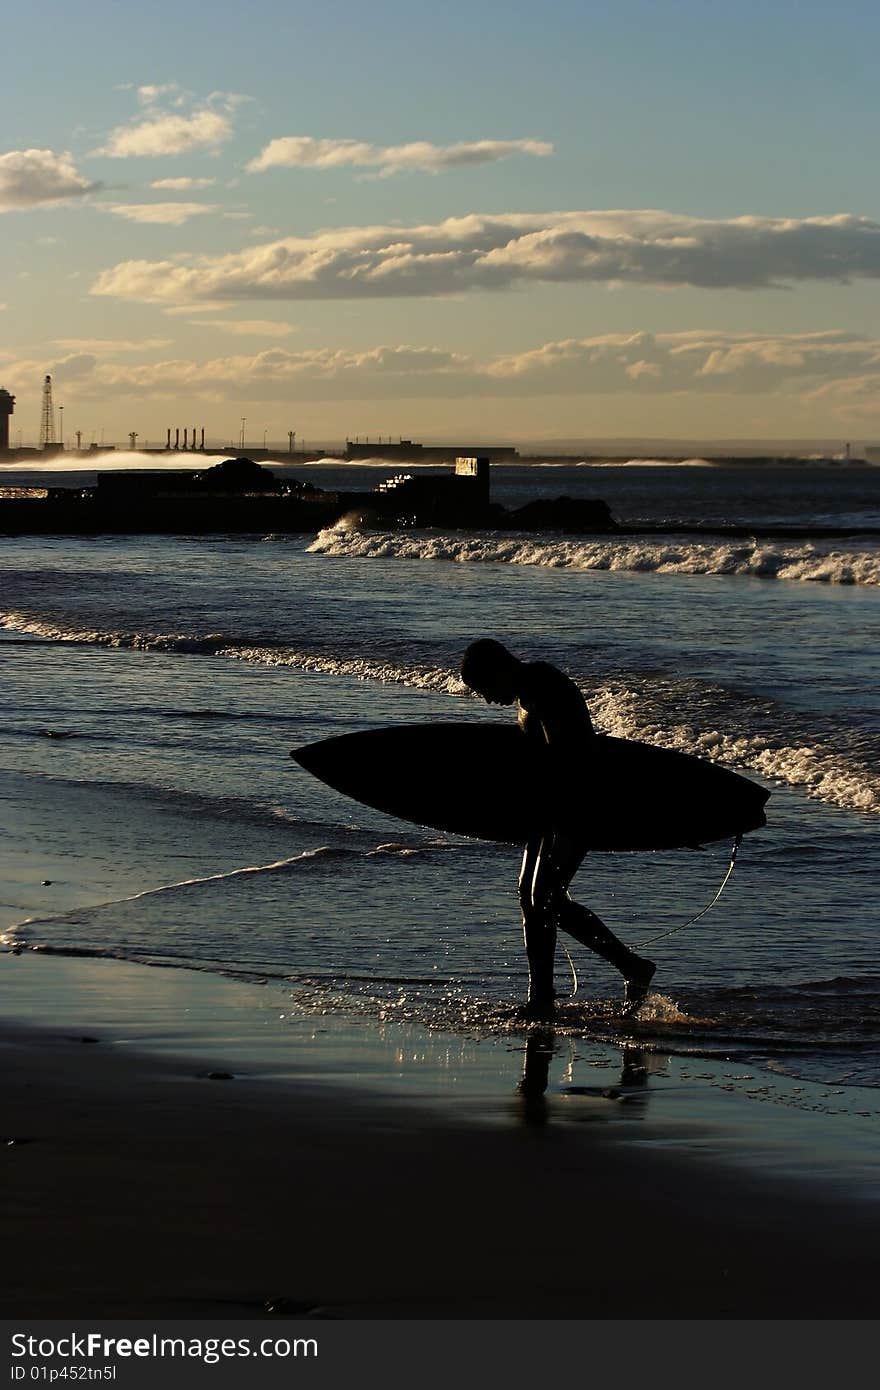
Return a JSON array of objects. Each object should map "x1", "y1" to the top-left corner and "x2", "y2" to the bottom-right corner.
[{"x1": 3, "y1": 948, "x2": 880, "y2": 1318}]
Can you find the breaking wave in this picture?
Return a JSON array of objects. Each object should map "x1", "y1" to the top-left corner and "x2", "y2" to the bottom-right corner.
[
  {"x1": 586, "y1": 685, "x2": 878, "y2": 816},
  {"x1": 2, "y1": 609, "x2": 876, "y2": 815},
  {"x1": 308, "y1": 527, "x2": 880, "y2": 587},
  {"x1": 0, "y1": 611, "x2": 466, "y2": 694}
]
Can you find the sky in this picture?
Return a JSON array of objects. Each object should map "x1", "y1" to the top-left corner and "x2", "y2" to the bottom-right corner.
[{"x1": 2, "y1": 0, "x2": 880, "y2": 448}]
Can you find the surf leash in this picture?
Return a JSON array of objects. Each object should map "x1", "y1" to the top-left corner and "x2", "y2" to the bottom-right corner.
[
  {"x1": 560, "y1": 940, "x2": 579, "y2": 997},
  {"x1": 635, "y1": 834, "x2": 742, "y2": 948}
]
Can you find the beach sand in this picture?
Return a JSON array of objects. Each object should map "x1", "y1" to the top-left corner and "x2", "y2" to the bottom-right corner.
[{"x1": 2, "y1": 950, "x2": 879, "y2": 1320}]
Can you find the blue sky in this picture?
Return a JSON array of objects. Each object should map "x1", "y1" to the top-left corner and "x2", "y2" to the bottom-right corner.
[{"x1": 2, "y1": 0, "x2": 880, "y2": 446}]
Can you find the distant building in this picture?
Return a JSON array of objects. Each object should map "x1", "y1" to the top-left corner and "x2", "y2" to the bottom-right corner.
[
  {"x1": 0, "y1": 388, "x2": 15, "y2": 452},
  {"x1": 344, "y1": 438, "x2": 518, "y2": 463}
]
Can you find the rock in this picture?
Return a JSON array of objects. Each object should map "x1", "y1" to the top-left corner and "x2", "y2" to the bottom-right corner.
[{"x1": 504, "y1": 495, "x2": 617, "y2": 533}]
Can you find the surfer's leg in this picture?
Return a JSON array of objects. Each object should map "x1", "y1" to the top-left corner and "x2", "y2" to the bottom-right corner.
[
  {"x1": 552, "y1": 841, "x2": 656, "y2": 1008},
  {"x1": 561, "y1": 901, "x2": 656, "y2": 1008},
  {"x1": 519, "y1": 837, "x2": 557, "y2": 1017}
]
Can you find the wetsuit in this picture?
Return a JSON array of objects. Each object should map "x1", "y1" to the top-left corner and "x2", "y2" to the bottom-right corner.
[{"x1": 515, "y1": 662, "x2": 652, "y2": 1011}]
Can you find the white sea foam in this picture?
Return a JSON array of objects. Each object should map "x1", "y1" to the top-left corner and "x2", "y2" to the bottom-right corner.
[
  {"x1": 3, "y1": 615, "x2": 876, "y2": 816},
  {"x1": 307, "y1": 526, "x2": 880, "y2": 586},
  {"x1": 588, "y1": 686, "x2": 878, "y2": 815},
  {"x1": 0, "y1": 610, "x2": 466, "y2": 692},
  {"x1": 293, "y1": 454, "x2": 448, "y2": 469},
  {"x1": 223, "y1": 643, "x2": 465, "y2": 693},
  {"x1": 585, "y1": 456, "x2": 718, "y2": 468},
  {"x1": 0, "y1": 450, "x2": 236, "y2": 474},
  {"x1": 0, "y1": 612, "x2": 234, "y2": 653}
]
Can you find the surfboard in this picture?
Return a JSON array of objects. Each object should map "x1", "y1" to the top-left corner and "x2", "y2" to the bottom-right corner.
[{"x1": 291, "y1": 723, "x2": 769, "y2": 851}]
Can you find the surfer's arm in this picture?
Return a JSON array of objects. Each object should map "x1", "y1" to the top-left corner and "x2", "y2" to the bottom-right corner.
[
  {"x1": 520, "y1": 663, "x2": 593, "y2": 734},
  {"x1": 518, "y1": 677, "x2": 593, "y2": 749}
]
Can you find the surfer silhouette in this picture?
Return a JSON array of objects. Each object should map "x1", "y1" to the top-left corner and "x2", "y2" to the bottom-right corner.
[{"x1": 460, "y1": 639, "x2": 656, "y2": 1019}]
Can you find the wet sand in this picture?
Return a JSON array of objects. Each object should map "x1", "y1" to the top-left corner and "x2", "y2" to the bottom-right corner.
[{"x1": 2, "y1": 951, "x2": 879, "y2": 1319}]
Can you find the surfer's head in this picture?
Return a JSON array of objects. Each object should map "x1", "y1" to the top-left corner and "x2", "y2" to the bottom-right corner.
[{"x1": 460, "y1": 638, "x2": 521, "y2": 704}]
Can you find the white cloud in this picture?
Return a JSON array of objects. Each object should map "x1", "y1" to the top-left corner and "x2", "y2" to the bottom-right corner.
[
  {"x1": 95, "y1": 89, "x2": 246, "y2": 159},
  {"x1": 53, "y1": 337, "x2": 173, "y2": 352},
  {"x1": 803, "y1": 373, "x2": 880, "y2": 421},
  {"x1": 138, "y1": 83, "x2": 185, "y2": 106},
  {"x1": 6, "y1": 330, "x2": 880, "y2": 406},
  {"x1": 247, "y1": 136, "x2": 553, "y2": 177},
  {"x1": 485, "y1": 330, "x2": 880, "y2": 395},
  {"x1": 162, "y1": 302, "x2": 225, "y2": 315},
  {"x1": 90, "y1": 210, "x2": 880, "y2": 304},
  {"x1": 150, "y1": 176, "x2": 217, "y2": 190},
  {"x1": 200, "y1": 320, "x2": 295, "y2": 337},
  {"x1": 106, "y1": 202, "x2": 217, "y2": 225},
  {"x1": 97, "y1": 110, "x2": 232, "y2": 157},
  {"x1": 0, "y1": 149, "x2": 99, "y2": 211}
]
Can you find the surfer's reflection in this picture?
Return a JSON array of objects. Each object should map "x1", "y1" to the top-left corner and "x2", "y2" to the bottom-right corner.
[{"x1": 517, "y1": 1032, "x2": 657, "y2": 1127}]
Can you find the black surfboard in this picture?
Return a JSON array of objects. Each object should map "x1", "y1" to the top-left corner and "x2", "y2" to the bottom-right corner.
[{"x1": 292, "y1": 723, "x2": 769, "y2": 850}]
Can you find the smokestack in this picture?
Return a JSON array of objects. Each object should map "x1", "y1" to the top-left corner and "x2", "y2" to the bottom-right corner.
[
  {"x1": 183, "y1": 428, "x2": 188, "y2": 449},
  {"x1": 166, "y1": 427, "x2": 171, "y2": 450},
  {"x1": 175, "y1": 428, "x2": 179, "y2": 450},
  {"x1": 200, "y1": 427, "x2": 205, "y2": 451},
  {"x1": 192, "y1": 426, "x2": 196, "y2": 451}
]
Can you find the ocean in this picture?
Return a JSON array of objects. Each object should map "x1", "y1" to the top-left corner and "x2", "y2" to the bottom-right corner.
[{"x1": 2, "y1": 458, "x2": 878, "y2": 1120}]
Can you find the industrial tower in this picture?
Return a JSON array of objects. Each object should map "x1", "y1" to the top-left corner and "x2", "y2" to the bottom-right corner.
[
  {"x1": 40, "y1": 374, "x2": 56, "y2": 448},
  {"x1": 0, "y1": 388, "x2": 14, "y2": 451}
]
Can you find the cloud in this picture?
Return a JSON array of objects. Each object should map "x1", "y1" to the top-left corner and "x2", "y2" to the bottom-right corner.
[
  {"x1": 105, "y1": 202, "x2": 217, "y2": 225},
  {"x1": 95, "y1": 90, "x2": 245, "y2": 158},
  {"x1": 0, "y1": 344, "x2": 471, "y2": 402},
  {"x1": 97, "y1": 111, "x2": 232, "y2": 157},
  {"x1": 7, "y1": 330, "x2": 880, "y2": 406},
  {"x1": 162, "y1": 303, "x2": 225, "y2": 315},
  {"x1": 138, "y1": 83, "x2": 185, "y2": 106},
  {"x1": 802, "y1": 372, "x2": 880, "y2": 421},
  {"x1": 91, "y1": 210, "x2": 880, "y2": 304},
  {"x1": 53, "y1": 337, "x2": 173, "y2": 352},
  {"x1": 150, "y1": 176, "x2": 217, "y2": 190},
  {"x1": 97, "y1": 344, "x2": 470, "y2": 400},
  {"x1": 485, "y1": 330, "x2": 880, "y2": 395},
  {"x1": 0, "y1": 149, "x2": 99, "y2": 211},
  {"x1": 247, "y1": 136, "x2": 553, "y2": 177},
  {"x1": 200, "y1": 320, "x2": 295, "y2": 337}
]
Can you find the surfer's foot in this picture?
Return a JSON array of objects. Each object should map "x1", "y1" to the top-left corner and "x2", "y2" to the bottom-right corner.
[
  {"x1": 621, "y1": 957, "x2": 656, "y2": 1016},
  {"x1": 523, "y1": 992, "x2": 556, "y2": 1022}
]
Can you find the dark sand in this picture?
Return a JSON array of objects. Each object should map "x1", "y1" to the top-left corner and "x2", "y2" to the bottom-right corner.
[{"x1": 2, "y1": 951, "x2": 879, "y2": 1319}]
